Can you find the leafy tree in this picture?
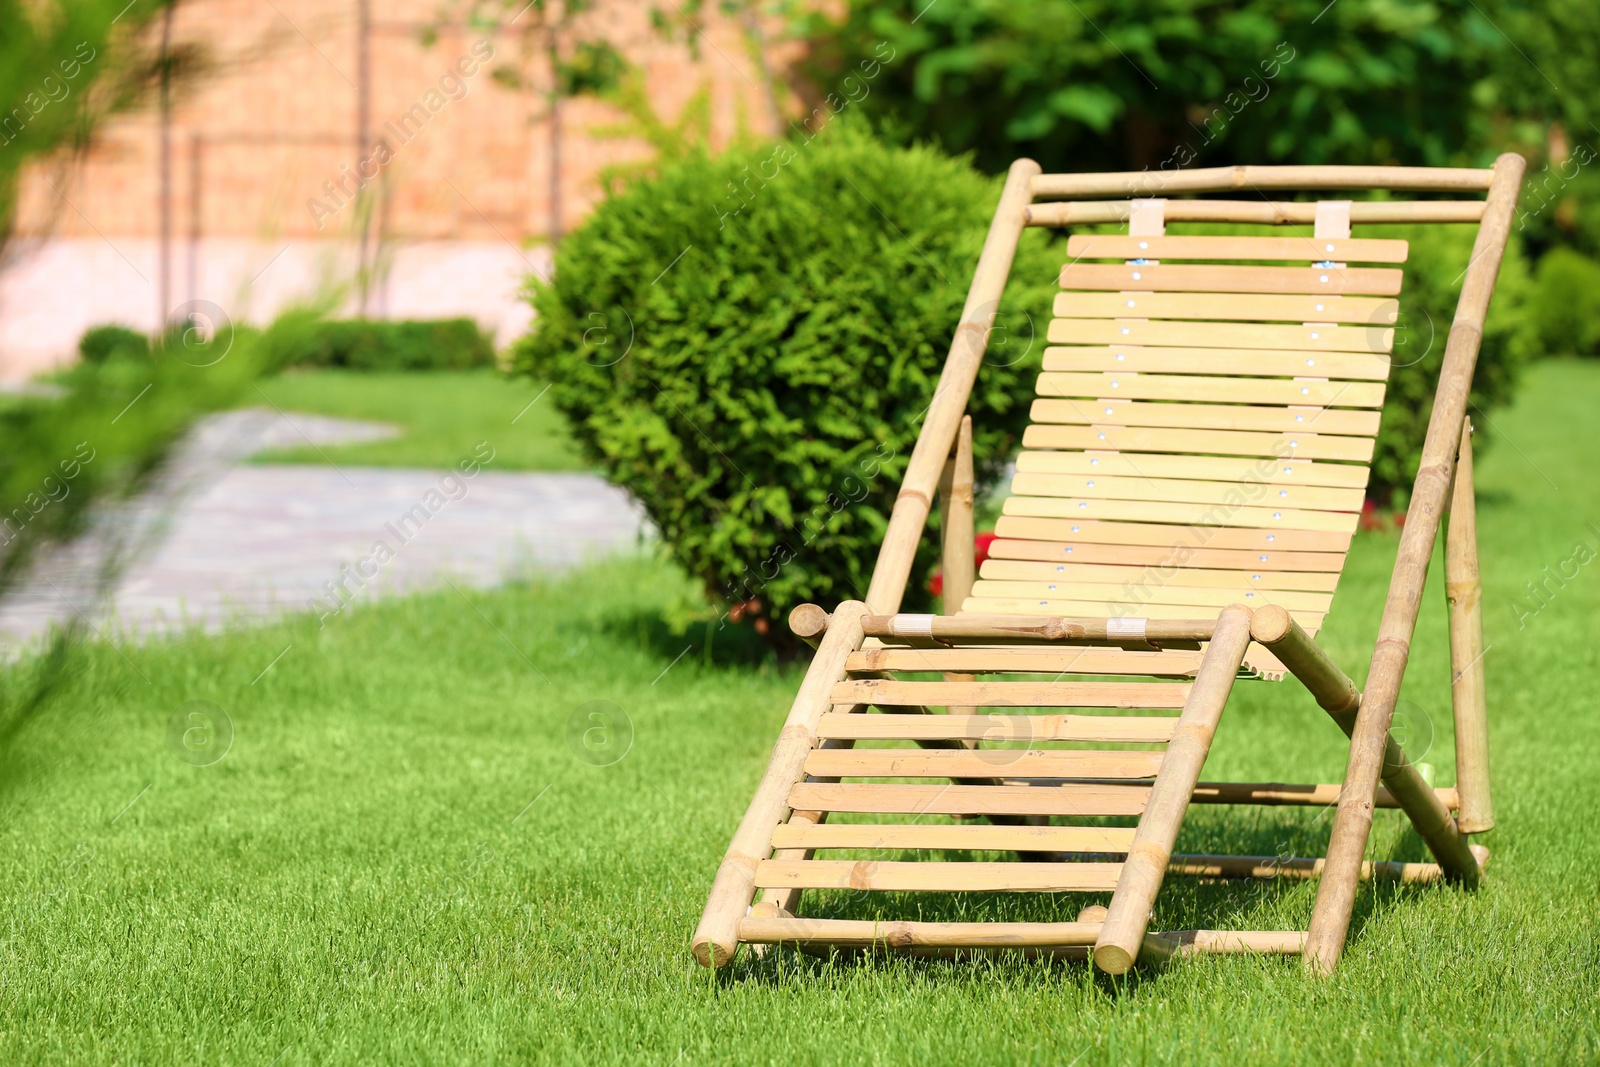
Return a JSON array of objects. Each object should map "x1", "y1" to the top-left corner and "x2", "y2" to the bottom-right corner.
[{"x1": 802, "y1": 0, "x2": 1512, "y2": 175}]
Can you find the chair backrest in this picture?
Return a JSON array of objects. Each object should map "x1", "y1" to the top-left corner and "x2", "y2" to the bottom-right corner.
[{"x1": 961, "y1": 209, "x2": 1410, "y2": 674}]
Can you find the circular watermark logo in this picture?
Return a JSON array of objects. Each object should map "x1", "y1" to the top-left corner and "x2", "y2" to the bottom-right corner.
[
  {"x1": 566, "y1": 699, "x2": 633, "y2": 767},
  {"x1": 579, "y1": 309, "x2": 635, "y2": 368},
  {"x1": 972, "y1": 714, "x2": 1040, "y2": 768},
  {"x1": 166, "y1": 699, "x2": 233, "y2": 766},
  {"x1": 1385, "y1": 698, "x2": 1435, "y2": 773},
  {"x1": 167, "y1": 300, "x2": 236, "y2": 367},
  {"x1": 971, "y1": 299, "x2": 1037, "y2": 368},
  {"x1": 1378, "y1": 305, "x2": 1435, "y2": 370}
]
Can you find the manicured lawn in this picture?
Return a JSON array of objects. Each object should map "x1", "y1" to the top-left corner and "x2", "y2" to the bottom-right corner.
[
  {"x1": 250, "y1": 369, "x2": 586, "y2": 471},
  {"x1": 2, "y1": 362, "x2": 1598, "y2": 1063}
]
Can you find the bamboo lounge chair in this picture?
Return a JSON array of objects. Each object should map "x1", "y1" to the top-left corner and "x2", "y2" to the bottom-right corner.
[{"x1": 692, "y1": 156, "x2": 1524, "y2": 975}]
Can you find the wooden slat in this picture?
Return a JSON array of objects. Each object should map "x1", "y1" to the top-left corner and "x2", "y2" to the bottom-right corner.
[
  {"x1": 817, "y1": 712, "x2": 1180, "y2": 743},
  {"x1": 968, "y1": 580, "x2": 1333, "y2": 613},
  {"x1": 846, "y1": 647, "x2": 1206, "y2": 677},
  {"x1": 961, "y1": 598, "x2": 1325, "y2": 630},
  {"x1": 1047, "y1": 318, "x2": 1392, "y2": 353},
  {"x1": 830, "y1": 679, "x2": 1190, "y2": 709},
  {"x1": 988, "y1": 532, "x2": 1349, "y2": 573},
  {"x1": 1029, "y1": 398, "x2": 1381, "y2": 436},
  {"x1": 1037, "y1": 372, "x2": 1385, "y2": 409},
  {"x1": 1034, "y1": 164, "x2": 1493, "y2": 197},
  {"x1": 1064, "y1": 234, "x2": 1409, "y2": 263},
  {"x1": 1015, "y1": 450, "x2": 1371, "y2": 488},
  {"x1": 1053, "y1": 291, "x2": 1399, "y2": 325},
  {"x1": 1059, "y1": 262, "x2": 1403, "y2": 295},
  {"x1": 739, "y1": 916, "x2": 1106, "y2": 947},
  {"x1": 789, "y1": 781, "x2": 1153, "y2": 817},
  {"x1": 1002, "y1": 494, "x2": 1360, "y2": 533},
  {"x1": 1011, "y1": 471, "x2": 1367, "y2": 511},
  {"x1": 1029, "y1": 197, "x2": 1485, "y2": 229},
  {"x1": 980, "y1": 558, "x2": 1340, "y2": 592},
  {"x1": 753, "y1": 859, "x2": 1124, "y2": 892},
  {"x1": 1022, "y1": 424, "x2": 1375, "y2": 462},
  {"x1": 1041, "y1": 345, "x2": 1391, "y2": 381},
  {"x1": 769, "y1": 823, "x2": 1138, "y2": 853},
  {"x1": 990, "y1": 517, "x2": 1352, "y2": 553},
  {"x1": 804, "y1": 748, "x2": 1166, "y2": 781}
]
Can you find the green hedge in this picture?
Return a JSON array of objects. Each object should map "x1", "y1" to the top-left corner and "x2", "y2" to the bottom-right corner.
[
  {"x1": 271, "y1": 317, "x2": 495, "y2": 372},
  {"x1": 513, "y1": 131, "x2": 1060, "y2": 640},
  {"x1": 75, "y1": 317, "x2": 497, "y2": 375},
  {"x1": 1364, "y1": 221, "x2": 1534, "y2": 502},
  {"x1": 1527, "y1": 246, "x2": 1600, "y2": 357}
]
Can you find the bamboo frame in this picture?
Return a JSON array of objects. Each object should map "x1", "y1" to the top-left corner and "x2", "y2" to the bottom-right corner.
[
  {"x1": 1248, "y1": 606, "x2": 1480, "y2": 884},
  {"x1": 1027, "y1": 199, "x2": 1486, "y2": 228},
  {"x1": 939, "y1": 416, "x2": 980, "y2": 736},
  {"x1": 1032, "y1": 165, "x2": 1494, "y2": 199},
  {"x1": 1446, "y1": 418, "x2": 1493, "y2": 832},
  {"x1": 858, "y1": 613, "x2": 1214, "y2": 646},
  {"x1": 699, "y1": 157, "x2": 1525, "y2": 975},
  {"x1": 865, "y1": 159, "x2": 1041, "y2": 613},
  {"x1": 1305, "y1": 152, "x2": 1526, "y2": 976},
  {"x1": 692, "y1": 601, "x2": 868, "y2": 968},
  {"x1": 1094, "y1": 604, "x2": 1254, "y2": 974}
]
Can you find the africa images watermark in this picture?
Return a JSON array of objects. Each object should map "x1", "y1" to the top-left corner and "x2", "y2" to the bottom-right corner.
[
  {"x1": 0, "y1": 441, "x2": 96, "y2": 549},
  {"x1": 1508, "y1": 521, "x2": 1600, "y2": 630},
  {"x1": 309, "y1": 442, "x2": 496, "y2": 626},
  {"x1": 307, "y1": 38, "x2": 496, "y2": 230},
  {"x1": 715, "y1": 40, "x2": 897, "y2": 229},
  {"x1": 0, "y1": 40, "x2": 97, "y2": 147}
]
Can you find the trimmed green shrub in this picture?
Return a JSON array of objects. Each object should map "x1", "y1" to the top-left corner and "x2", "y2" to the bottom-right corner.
[
  {"x1": 77, "y1": 324, "x2": 149, "y2": 365},
  {"x1": 1527, "y1": 246, "x2": 1600, "y2": 358},
  {"x1": 274, "y1": 318, "x2": 496, "y2": 372},
  {"x1": 513, "y1": 130, "x2": 1060, "y2": 640}
]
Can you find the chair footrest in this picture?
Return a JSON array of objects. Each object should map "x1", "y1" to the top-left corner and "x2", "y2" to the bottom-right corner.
[{"x1": 739, "y1": 916, "x2": 1306, "y2": 960}]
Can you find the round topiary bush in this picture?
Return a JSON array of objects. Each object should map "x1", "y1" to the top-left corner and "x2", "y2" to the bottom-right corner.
[
  {"x1": 513, "y1": 130, "x2": 1060, "y2": 642},
  {"x1": 78, "y1": 324, "x2": 150, "y2": 365}
]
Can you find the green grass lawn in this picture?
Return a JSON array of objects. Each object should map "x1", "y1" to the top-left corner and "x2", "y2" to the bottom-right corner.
[
  {"x1": 3, "y1": 362, "x2": 1599, "y2": 1063},
  {"x1": 249, "y1": 369, "x2": 586, "y2": 471}
]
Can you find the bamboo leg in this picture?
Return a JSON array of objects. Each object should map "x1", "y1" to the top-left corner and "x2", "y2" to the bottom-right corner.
[
  {"x1": 1249, "y1": 607, "x2": 1480, "y2": 883},
  {"x1": 692, "y1": 601, "x2": 867, "y2": 968},
  {"x1": 1446, "y1": 418, "x2": 1493, "y2": 832},
  {"x1": 939, "y1": 416, "x2": 979, "y2": 750},
  {"x1": 1093, "y1": 604, "x2": 1254, "y2": 974},
  {"x1": 1305, "y1": 152, "x2": 1525, "y2": 977},
  {"x1": 865, "y1": 159, "x2": 1039, "y2": 614}
]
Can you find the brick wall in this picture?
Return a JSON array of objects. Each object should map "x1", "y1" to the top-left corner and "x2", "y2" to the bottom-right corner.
[{"x1": 11, "y1": 0, "x2": 795, "y2": 243}]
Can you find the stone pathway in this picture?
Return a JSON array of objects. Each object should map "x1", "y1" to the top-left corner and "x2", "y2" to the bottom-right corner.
[{"x1": 0, "y1": 409, "x2": 645, "y2": 654}]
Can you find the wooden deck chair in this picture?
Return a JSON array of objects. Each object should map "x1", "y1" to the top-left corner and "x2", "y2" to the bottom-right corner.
[{"x1": 693, "y1": 156, "x2": 1524, "y2": 976}]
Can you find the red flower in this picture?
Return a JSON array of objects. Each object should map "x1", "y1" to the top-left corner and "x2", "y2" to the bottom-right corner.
[{"x1": 930, "y1": 531, "x2": 998, "y2": 598}]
